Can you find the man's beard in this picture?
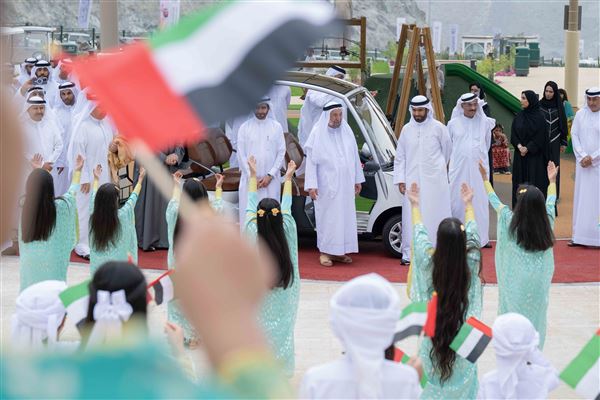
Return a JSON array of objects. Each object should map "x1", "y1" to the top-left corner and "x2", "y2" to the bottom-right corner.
[
  {"x1": 328, "y1": 121, "x2": 341, "y2": 129},
  {"x1": 413, "y1": 116, "x2": 426, "y2": 123}
]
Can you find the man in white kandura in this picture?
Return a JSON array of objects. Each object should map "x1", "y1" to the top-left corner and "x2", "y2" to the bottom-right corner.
[
  {"x1": 448, "y1": 92, "x2": 495, "y2": 247},
  {"x1": 570, "y1": 87, "x2": 600, "y2": 247},
  {"x1": 236, "y1": 97, "x2": 286, "y2": 225},
  {"x1": 67, "y1": 94, "x2": 116, "y2": 259},
  {"x1": 52, "y1": 82, "x2": 79, "y2": 195},
  {"x1": 19, "y1": 96, "x2": 63, "y2": 185},
  {"x1": 393, "y1": 95, "x2": 452, "y2": 265},
  {"x1": 304, "y1": 102, "x2": 365, "y2": 267},
  {"x1": 298, "y1": 65, "x2": 348, "y2": 147}
]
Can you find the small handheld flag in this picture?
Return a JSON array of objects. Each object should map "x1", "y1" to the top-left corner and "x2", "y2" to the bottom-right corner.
[
  {"x1": 394, "y1": 301, "x2": 427, "y2": 342},
  {"x1": 59, "y1": 279, "x2": 91, "y2": 329},
  {"x1": 392, "y1": 346, "x2": 428, "y2": 388},
  {"x1": 147, "y1": 270, "x2": 175, "y2": 305},
  {"x1": 450, "y1": 317, "x2": 492, "y2": 363},
  {"x1": 423, "y1": 292, "x2": 437, "y2": 337},
  {"x1": 560, "y1": 329, "x2": 600, "y2": 400}
]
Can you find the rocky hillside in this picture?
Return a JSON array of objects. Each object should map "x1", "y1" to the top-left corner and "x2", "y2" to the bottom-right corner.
[{"x1": 2, "y1": 0, "x2": 598, "y2": 58}]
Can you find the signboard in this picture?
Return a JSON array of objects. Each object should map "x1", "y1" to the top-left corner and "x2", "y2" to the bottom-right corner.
[
  {"x1": 432, "y1": 21, "x2": 442, "y2": 53},
  {"x1": 449, "y1": 24, "x2": 459, "y2": 55},
  {"x1": 78, "y1": 0, "x2": 93, "y2": 29}
]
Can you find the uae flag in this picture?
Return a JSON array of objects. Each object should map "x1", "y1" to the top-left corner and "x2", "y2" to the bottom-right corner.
[
  {"x1": 560, "y1": 329, "x2": 600, "y2": 400},
  {"x1": 59, "y1": 279, "x2": 91, "y2": 329},
  {"x1": 72, "y1": 0, "x2": 337, "y2": 151},
  {"x1": 394, "y1": 301, "x2": 427, "y2": 342},
  {"x1": 393, "y1": 346, "x2": 428, "y2": 388},
  {"x1": 148, "y1": 270, "x2": 175, "y2": 305},
  {"x1": 450, "y1": 317, "x2": 492, "y2": 363}
]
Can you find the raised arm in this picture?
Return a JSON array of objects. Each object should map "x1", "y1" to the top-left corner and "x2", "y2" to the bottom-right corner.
[
  {"x1": 245, "y1": 156, "x2": 259, "y2": 226},
  {"x1": 407, "y1": 183, "x2": 434, "y2": 270},
  {"x1": 281, "y1": 161, "x2": 296, "y2": 214},
  {"x1": 461, "y1": 183, "x2": 481, "y2": 246},
  {"x1": 64, "y1": 155, "x2": 84, "y2": 201},
  {"x1": 211, "y1": 174, "x2": 224, "y2": 214},
  {"x1": 479, "y1": 161, "x2": 505, "y2": 213},
  {"x1": 89, "y1": 164, "x2": 102, "y2": 215}
]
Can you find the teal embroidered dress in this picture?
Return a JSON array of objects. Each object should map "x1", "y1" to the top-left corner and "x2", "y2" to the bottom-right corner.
[
  {"x1": 89, "y1": 180, "x2": 140, "y2": 274},
  {"x1": 409, "y1": 204, "x2": 483, "y2": 399},
  {"x1": 19, "y1": 171, "x2": 80, "y2": 291},
  {"x1": 486, "y1": 180, "x2": 556, "y2": 348},
  {"x1": 244, "y1": 177, "x2": 300, "y2": 377}
]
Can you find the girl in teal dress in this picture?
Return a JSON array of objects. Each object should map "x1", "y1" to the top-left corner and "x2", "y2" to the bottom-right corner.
[
  {"x1": 244, "y1": 157, "x2": 300, "y2": 377},
  {"x1": 19, "y1": 155, "x2": 85, "y2": 291},
  {"x1": 166, "y1": 171, "x2": 224, "y2": 345},
  {"x1": 89, "y1": 165, "x2": 145, "y2": 274},
  {"x1": 481, "y1": 161, "x2": 557, "y2": 348},
  {"x1": 407, "y1": 182, "x2": 483, "y2": 399}
]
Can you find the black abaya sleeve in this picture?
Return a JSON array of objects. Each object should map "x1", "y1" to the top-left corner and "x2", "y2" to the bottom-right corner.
[{"x1": 510, "y1": 117, "x2": 521, "y2": 148}]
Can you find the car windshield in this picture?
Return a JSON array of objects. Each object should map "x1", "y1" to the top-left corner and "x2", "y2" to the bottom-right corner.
[{"x1": 348, "y1": 90, "x2": 397, "y2": 170}]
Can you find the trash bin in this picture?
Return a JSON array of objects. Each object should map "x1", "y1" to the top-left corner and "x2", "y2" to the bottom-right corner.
[
  {"x1": 515, "y1": 47, "x2": 530, "y2": 77},
  {"x1": 528, "y1": 43, "x2": 540, "y2": 67}
]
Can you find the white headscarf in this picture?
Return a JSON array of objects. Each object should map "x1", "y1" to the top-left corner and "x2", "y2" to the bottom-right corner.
[
  {"x1": 18, "y1": 57, "x2": 38, "y2": 84},
  {"x1": 54, "y1": 82, "x2": 80, "y2": 111},
  {"x1": 329, "y1": 273, "x2": 401, "y2": 399},
  {"x1": 11, "y1": 280, "x2": 67, "y2": 350},
  {"x1": 408, "y1": 95, "x2": 435, "y2": 123},
  {"x1": 582, "y1": 87, "x2": 600, "y2": 112},
  {"x1": 326, "y1": 65, "x2": 346, "y2": 78},
  {"x1": 492, "y1": 313, "x2": 559, "y2": 399}
]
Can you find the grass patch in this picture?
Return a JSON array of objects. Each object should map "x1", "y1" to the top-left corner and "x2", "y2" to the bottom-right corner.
[
  {"x1": 372, "y1": 61, "x2": 390, "y2": 74},
  {"x1": 291, "y1": 87, "x2": 304, "y2": 97},
  {"x1": 288, "y1": 118, "x2": 299, "y2": 135}
]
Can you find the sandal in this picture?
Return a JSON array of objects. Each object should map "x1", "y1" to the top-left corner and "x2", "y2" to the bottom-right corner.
[
  {"x1": 319, "y1": 254, "x2": 333, "y2": 267},
  {"x1": 331, "y1": 255, "x2": 353, "y2": 264}
]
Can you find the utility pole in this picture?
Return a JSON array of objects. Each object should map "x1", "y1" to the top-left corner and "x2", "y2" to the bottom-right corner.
[
  {"x1": 564, "y1": 0, "x2": 579, "y2": 107},
  {"x1": 100, "y1": 0, "x2": 119, "y2": 51}
]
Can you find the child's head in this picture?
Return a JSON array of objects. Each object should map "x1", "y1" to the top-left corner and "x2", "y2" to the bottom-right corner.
[
  {"x1": 329, "y1": 273, "x2": 400, "y2": 398},
  {"x1": 256, "y1": 197, "x2": 293, "y2": 289},
  {"x1": 510, "y1": 185, "x2": 554, "y2": 252},
  {"x1": 84, "y1": 262, "x2": 147, "y2": 346},
  {"x1": 492, "y1": 123, "x2": 504, "y2": 137},
  {"x1": 11, "y1": 280, "x2": 67, "y2": 349}
]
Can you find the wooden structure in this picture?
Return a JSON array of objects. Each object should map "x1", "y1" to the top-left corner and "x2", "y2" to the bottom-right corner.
[
  {"x1": 295, "y1": 17, "x2": 367, "y2": 83},
  {"x1": 386, "y1": 24, "x2": 444, "y2": 137}
]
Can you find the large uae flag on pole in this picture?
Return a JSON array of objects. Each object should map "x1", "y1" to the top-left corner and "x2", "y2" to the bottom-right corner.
[{"x1": 73, "y1": 0, "x2": 337, "y2": 151}]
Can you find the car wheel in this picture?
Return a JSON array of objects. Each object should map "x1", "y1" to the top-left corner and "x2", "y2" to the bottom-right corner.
[{"x1": 382, "y1": 214, "x2": 403, "y2": 258}]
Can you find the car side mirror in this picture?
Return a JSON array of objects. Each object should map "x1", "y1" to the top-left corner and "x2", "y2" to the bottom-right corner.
[{"x1": 363, "y1": 160, "x2": 380, "y2": 176}]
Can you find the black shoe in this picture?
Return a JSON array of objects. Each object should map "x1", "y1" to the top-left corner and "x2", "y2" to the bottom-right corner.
[
  {"x1": 567, "y1": 241, "x2": 581, "y2": 247},
  {"x1": 400, "y1": 258, "x2": 410, "y2": 266},
  {"x1": 81, "y1": 254, "x2": 90, "y2": 260},
  {"x1": 482, "y1": 243, "x2": 493, "y2": 249}
]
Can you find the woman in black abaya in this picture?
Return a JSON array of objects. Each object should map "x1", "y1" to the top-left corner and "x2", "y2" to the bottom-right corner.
[
  {"x1": 539, "y1": 80, "x2": 568, "y2": 210},
  {"x1": 511, "y1": 90, "x2": 549, "y2": 207}
]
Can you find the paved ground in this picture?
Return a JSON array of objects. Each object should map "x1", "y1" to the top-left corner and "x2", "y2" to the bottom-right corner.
[
  {"x1": 1, "y1": 257, "x2": 597, "y2": 398},
  {"x1": 497, "y1": 67, "x2": 600, "y2": 108}
]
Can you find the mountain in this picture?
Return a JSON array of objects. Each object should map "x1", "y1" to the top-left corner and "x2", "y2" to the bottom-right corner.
[{"x1": 2, "y1": 0, "x2": 598, "y2": 58}]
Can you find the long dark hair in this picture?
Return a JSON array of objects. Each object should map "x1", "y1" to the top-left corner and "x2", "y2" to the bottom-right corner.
[
  {"x1": 558, "y1": 88, "x2": 569, "y2": 102},
  {"x1": 510, "y1": 184, "x2": 554, "y2": 251},
  {"x1": 430, "y1": 217, "x2": 482, "y2": 382},
  {"x1": 84, "y1": 261, "x2": 147, "y2": 329},
  {"x1": 90, "y1": 183, "x2": 121, "y2": 252},
  {"x1": 21, "y1": 169, "x2": 58, "y2": 243},
  {"x1": 173, "y1": 178, "x2": 208, "y2": 246},
  {"x1": 257, "y1": 198, "x2": 293, "y2": 289}
]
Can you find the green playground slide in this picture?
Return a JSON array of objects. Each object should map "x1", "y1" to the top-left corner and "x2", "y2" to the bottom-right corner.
[{"x1": 365, "y1": 63, "x2": 521, "y2": 139}]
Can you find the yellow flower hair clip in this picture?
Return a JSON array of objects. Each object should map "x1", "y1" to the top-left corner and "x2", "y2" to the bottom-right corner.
[
  {"x1": 460, "y1": 224, "x2": 465, "y2": 232},
  {"x1": 271, "y1": 208, "x2": 280, "y2": 216},
  {"x1": 519, "y1": 188, "x2": 528, "y2": 194},
  {"x1": 257, "y1": 209, "x2": 266, "y2": 217}
]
